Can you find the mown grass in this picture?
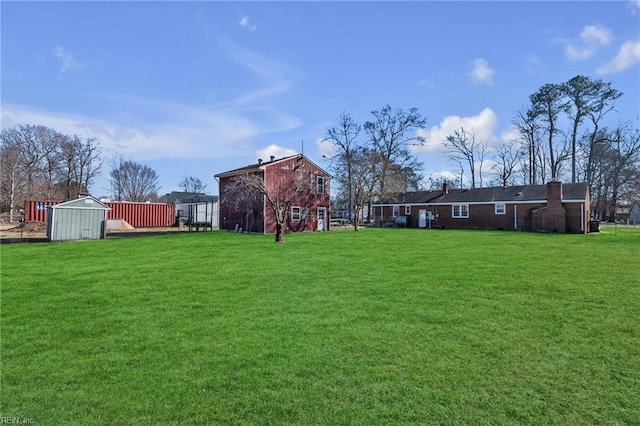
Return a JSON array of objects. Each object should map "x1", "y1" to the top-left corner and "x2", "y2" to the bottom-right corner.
[{"x1": 1, "y1": 227, "x2": 639, "y2": 424}]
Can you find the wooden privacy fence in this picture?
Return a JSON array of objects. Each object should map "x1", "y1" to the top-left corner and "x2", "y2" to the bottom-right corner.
[{"x1": 25, "y1": 200, "x2": 175, "y2": 228}]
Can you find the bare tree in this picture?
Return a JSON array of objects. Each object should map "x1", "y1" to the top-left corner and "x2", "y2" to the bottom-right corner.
[
  {"x1": 598, "y1": 124, "x2": 640, "y2": 221},
  {"x1": 0, "y1": 125, "x2": 61, "y2": 200},
  {"x1": 322, "y1": 112, "x2": 361, "y2": 223},
  {"x1": 349, "y1": 147, "x2": 381, "y2": 231},
  {"x1": 0, "y1": 141, "x2": 26, "y2": 222},
  {"x1": 530, "y1": 83, "x2": 571, "y2": 180},
  {"x1": 477, "y1": 139, "x2": 489, "y2": 188},
  {"x1": 57, "y1": 135, "x2": 102, "y2": 199},
  {"x1": 563, "y1": 75, "x2": 622, "y2": 183},
  {"x1": 363, "y1": 105, "x2": 426, "y2": 198},
  {"x1": 109, "y1": 156, "x2": 160, "y2": 202},
  {"x1": 443, "y1": 127, "x2": 486, "y2": 188},
  {"x1": 491, "y1": 141, "x2": 523, "y2": 187},
  {"x1": 178, "y1": 176, "x2": 207, "y2": 193},
  {"x1": 222, "y1": 159, "x2": 317, "y2": 242},
  {"x1": 513, "y1": 106, "x2": 544, "y2": 184}
]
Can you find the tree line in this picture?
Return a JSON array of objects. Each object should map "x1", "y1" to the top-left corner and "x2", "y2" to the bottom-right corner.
[
  {"x1": 323, "y1": 105, "x2": 426, "y2": 230},
  {"x1": 0, "y1": 124, "x2": 207, "y2": 221},
  {"x1": 1, "y1": 125, "x2": 102, "y2": 221},
  {"x1": 324, "y1": 76, "x2": 639, "y2": 223},
  {"x1": 2, "y1": 75, "x2": 637, "y2": 224}
]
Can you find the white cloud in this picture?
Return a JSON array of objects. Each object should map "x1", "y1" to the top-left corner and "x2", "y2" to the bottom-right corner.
[
  {"x1": 1, "y1": 101, "x2": 301, "y2": 161},
  {"x1": 525, "y1": 54, "x2": 544, "y2": 74},
  {"x1": 316, "y1": 137, "x2": 335, "y2": 159},
  {"x1": 53, "y1": 46, "x2": 81, "y2": 72},
  {"x1": 596, "y1": 39, "x2": 640, "y2": 74},
  {"x1": 414, "y1": 108, "x2": 499, "y2": 153},
  {"x1": 416, "y1": 79, "x2": 435, "y2": 88},
  {"x1": 428, "y1": 170, "x2": 458, "y2": 182},
  {"x1": 499, "y1": 126, "x2": 521, "y2": 143},
  {"x1": 581, "y1": 25, "x2": 613, "y2": 45},
  {"x1": 469, "y1": 59, "x2": 494, "y2": 85},
  {"x1": 628, "y1": 0, "x2": 640, "y2": 15},
  {"x1": 256, "y1": 145, "x2": 297, "y2": 162},
  {"x1": 219, "y1": 40, "x2": 293, "y2": 106},
  {"x1": 239, "y1": 15, "x2": 257, "y2": 32},
  {"x1": 565, "y1": 24, "x2": 613, "y2": 61}
]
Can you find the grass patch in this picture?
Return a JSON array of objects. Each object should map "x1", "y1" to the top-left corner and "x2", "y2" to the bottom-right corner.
[{"x1": 2, "y1": 228, "x2": 639, "y2": 424}]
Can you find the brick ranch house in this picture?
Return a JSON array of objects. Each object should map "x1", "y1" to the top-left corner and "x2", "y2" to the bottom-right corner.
[
  {"x1": 373, "y1": 181, "x2": 591, "y2": 233},
  {"x1": 215, "y1": 154, "x2": 331, "y2": 234}
]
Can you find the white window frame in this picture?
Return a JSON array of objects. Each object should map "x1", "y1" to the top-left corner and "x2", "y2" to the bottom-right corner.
[
  {"x1": 495, "y1": 203, "x2": 506, "y2": 215},
  {"x1": 405, "y1": 205, "x2": 411, "y2": 215},
  {"x1": 452, "y1": 204, "x2": 469, "y2": 218},
  {"x1": 392, "y1": 205, "x2": 399, "y2": 217},
  {"x1": 316, "y1": 176, "x2": 325, "y2": 194},
  {"x1": 291, "y1": 206, "x2": 301, "y2": 221}
]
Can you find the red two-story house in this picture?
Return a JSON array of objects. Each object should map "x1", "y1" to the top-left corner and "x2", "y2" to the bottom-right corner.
[{"x1": 215, "y1": 154, "x2": 331, "y2": 234}]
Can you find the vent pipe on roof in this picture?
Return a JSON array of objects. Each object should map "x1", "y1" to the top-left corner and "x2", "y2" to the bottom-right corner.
[
  {"x1": 442, "y1": 182, "x2": 449, "y2": 194},
  {"x1": 258, "y1": 158, "x2": 262, "y2": 164},
  {"x1": 270, "y1": 155, "x2": 275, "y2": 162}
]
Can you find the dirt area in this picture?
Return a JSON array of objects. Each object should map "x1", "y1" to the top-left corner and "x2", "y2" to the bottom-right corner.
[{"x1": 0, "y1": 219, "x2": 200, "y2": 244}]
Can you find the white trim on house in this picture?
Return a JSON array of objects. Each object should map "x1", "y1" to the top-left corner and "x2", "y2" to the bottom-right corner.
[
  {"x1": 316, "y1": 176, "x2": 325, "y2": 194},
  {"x1": 291, "y1": 206, "x2": 302, "y2": 221},
  {"x1": 405, "y1": 205, "x2": 411, "y2": 215},
  {"x1": 374, "y1": 198, "x2": 586, "y2": 207},
  {"x1": 452, "y1": 204, "x2": 469, "y2": 218},
  {"x1": 495, "y1": 203, "x2": 506, "y2": 215}
]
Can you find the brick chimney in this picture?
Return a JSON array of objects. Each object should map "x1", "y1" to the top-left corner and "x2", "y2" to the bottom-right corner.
[
  {"x1": 546, "y1": 181, "x2": 563, "y2": 209},
  {"x1": 443, "y1": 182, "x2": 449, "y2": 194},
  {"x1": 532, "y1": 181, "x2": 566, "y2": 233}
]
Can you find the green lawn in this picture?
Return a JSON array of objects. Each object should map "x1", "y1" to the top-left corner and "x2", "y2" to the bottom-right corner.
[{"x1": 1, "y1": 227, "x2": 639, "y2": 424}]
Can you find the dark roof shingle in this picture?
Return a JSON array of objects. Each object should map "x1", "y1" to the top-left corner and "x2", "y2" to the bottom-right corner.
[{"x1": 376, "y1": 182, "x2": 588, "y2": 204}]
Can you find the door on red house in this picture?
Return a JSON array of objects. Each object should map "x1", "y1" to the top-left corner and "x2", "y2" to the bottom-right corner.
[{"x1": 317, "y1": 207, "x2": 326, "y2": 231}]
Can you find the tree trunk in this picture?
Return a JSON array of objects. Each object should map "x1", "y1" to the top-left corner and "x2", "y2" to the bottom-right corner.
[{"x1": 275, "y1": 222, "x2": 285, "y2": 243}]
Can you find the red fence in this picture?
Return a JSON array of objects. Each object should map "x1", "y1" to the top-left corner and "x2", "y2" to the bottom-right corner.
[
  {"x1": 107, "y1": 202, "x2": 174, "y2": 228},
  {"x1": 24, "y1": 200, "x2": 175, "y2": 228},
  {"x1": 24, "y1": 200, "x2": 60, "y2": 223}
]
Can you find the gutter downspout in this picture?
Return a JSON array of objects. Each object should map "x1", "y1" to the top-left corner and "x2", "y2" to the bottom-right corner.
[{"x1": 514, "y1": 204, "x2": 518, "y2": 231}]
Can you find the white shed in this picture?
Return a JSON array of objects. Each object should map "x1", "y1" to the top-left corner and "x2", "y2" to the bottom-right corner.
[{"x1": 46, "y1": 196, "x2": 111, "y2": 241}]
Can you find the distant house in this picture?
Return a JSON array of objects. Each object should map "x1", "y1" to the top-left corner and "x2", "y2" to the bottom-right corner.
[
  {"x1": 215, "y1": 154, "x2": 330, "y2": 234},
  {"x1": 630, "y1": 201, "x2": 640, "y2": 225},
  {"x1": 372, "y1": 181, "x2": 590, "y2": 233},
  {"x1": 162, "y1": 191, "x2": 206, "y2": 204}
]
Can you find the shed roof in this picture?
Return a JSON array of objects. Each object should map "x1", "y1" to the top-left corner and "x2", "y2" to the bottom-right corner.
[
  {"x1": 176, "y1": 195, "x2": 219, "y2": 204},
  {"x1": 164, "y1": 191, "x2": 206, "y2": 204},
  {"x1": 50, "y1": 195, "x2": 111, "y2": 210}
]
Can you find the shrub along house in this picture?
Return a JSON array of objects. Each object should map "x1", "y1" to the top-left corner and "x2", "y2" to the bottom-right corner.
[
  {"x1": 215, "y1": 154, "x2": 331, "y2": 235},
  {"x1": 373, "y1": 181, "x2": 590, "y2": 233}
]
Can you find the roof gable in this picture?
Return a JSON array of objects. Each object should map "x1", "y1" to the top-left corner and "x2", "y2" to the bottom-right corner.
[
  {"x1": 215, "y1": 154, "x2": 329, "y2": 178},
  {"x1": 51, "y1": 195, "x2": 111, "y2": 210}
]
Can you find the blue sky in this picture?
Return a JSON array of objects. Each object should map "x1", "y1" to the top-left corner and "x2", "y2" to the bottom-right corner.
[{"x1": 2, "y1": 1, "x2": 639, "y2": 197}]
